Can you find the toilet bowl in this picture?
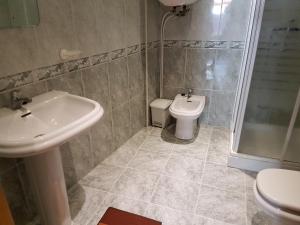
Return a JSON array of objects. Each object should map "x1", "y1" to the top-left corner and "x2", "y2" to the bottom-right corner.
[
  {"x1": 169, "y1": 94, "x2": 205, "y2": 139},
  {"x1": 254, "y1": 169, "x2": 300, "y2": 225}
]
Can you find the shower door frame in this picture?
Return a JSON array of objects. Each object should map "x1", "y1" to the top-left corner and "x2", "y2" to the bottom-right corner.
[
  {"x1": 229, "y1": 0, "x2": 300, "y2": 171},
  {"x1": 231, "y1": 0, "x2": 265, "y2": 152}
]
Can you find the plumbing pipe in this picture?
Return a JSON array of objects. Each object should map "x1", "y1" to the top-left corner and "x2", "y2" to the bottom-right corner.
[{"x1": 160, "y1": 12, "x2": 175, "y2": 98}]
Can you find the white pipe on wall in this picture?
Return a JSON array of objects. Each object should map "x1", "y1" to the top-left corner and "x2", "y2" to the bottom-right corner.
[{"x1": 160, "y1": 12, "x2": 174, "y2": 98}]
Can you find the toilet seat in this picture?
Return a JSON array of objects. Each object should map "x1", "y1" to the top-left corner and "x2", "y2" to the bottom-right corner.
[{"x1": 254, "y1": 169, "x2": 300, "y2": 223}]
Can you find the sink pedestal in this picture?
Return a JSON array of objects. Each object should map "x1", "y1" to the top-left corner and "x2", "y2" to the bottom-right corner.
[
  {"x1": 24, "y1": 147, "x2": 71, "y2": 225},
  {"x1": 0, "y1": 91, "x2": 103, "y2": 224}
]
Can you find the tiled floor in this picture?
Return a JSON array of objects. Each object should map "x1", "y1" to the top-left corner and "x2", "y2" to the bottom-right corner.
[{"x1": 68, "y1": 125, "x2": 272, "y2": 225}]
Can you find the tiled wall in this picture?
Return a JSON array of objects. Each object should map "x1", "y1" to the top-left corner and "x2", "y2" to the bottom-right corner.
[
  {"x1": 162, "y1": 41, "x2": 244, "y2": 127},
  {"x1": 158, "y1": 0, "x2": 252, "y2": 127},
  {"x1": 244, "y1": 0, "x2": 300, "y2": 126},
  {"x1": 0, "y1": 0, "x2": 162, "y2": 224}
]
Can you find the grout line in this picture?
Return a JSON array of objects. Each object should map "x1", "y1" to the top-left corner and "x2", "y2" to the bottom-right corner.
[
  {"x1": 193, "y1": 127, "x2": 211, "y2": 215},
  {"x1": 126, "y1": 56, "x2": 133, "y2": 135},
  {"x1": 183, "y1": 47, "x2": 188, "y2": 88},
  {"x1": 106, "y1": 62, "x2": 115, "y2": 151},
  {"x1": 84, "y1": 140, "x2": 235, "y2": 194},
  {"x1": 76, "y1": 126, "x2": 239, "y2": 208},
  {"x1": 147, "y1": 140, "x2": 176, "y2": 204},
  {"x1": 244, "y1": 166, "x2": 248, "y2": 225},
  {"x1": 79, "y1": 70, "x2": 86, "y2": 97},
  {"x1": 74, "y1": 125, "x2": 248, "y2": 225}
]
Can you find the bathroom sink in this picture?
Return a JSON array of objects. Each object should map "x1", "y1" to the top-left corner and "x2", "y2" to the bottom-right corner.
[
  {"x1": 0, "y1": 90, "x2": 103, "y2": 225},
  {"x1": 0, "y1": 90, "x2": 103, "y2": 157}
]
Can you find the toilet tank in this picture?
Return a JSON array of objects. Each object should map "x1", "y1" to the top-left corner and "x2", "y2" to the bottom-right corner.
[{"x1": 158, "y1": 0, "x2": 199, "y2": 6}]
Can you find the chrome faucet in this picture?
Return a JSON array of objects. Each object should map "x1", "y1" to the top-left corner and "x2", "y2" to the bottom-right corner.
[
  {"x1": 11, "y1": 90, "x2": 32, "y2": 110},
  {"x1": 187, "y1": 88, "x2": 193, "y2": 99}
]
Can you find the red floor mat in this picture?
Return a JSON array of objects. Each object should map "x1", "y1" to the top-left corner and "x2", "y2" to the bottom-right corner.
[{"x1": 98, "y1": 207, "x2": 162, "y2": 225}]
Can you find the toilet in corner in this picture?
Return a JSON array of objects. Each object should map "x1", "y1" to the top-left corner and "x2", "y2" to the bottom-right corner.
[
  {"x1": 169, "y1": 94, "x2": 205, "y2": 140},
  {"x1": 254, "y1": 168, "x2": 300, "y2": 225}
]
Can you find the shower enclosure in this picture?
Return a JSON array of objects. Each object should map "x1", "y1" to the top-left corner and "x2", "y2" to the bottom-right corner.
[{"x1": 229, "y1": 0, "x2": 300, "y2": 171}]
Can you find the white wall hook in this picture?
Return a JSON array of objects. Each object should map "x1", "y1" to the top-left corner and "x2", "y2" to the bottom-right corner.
[{"x1": 60, "y1": 49, "x2": 82, "y2": 60}]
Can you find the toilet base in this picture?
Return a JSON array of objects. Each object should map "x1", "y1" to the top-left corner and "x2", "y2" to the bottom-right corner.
[
  {"x1": 254, "y1": 183, "x2": 300, "y2": 225},
  {"x1": 175, "y1": 119, "x2": 195, "y2": 140},
  {"x1": 266, "y1": 214, "x2": 298, "y2": 225}
]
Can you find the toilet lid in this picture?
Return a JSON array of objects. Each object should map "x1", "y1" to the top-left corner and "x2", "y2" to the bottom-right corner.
[{"x1": 257, "y1": 169, "x2": 300, "y2": 212}]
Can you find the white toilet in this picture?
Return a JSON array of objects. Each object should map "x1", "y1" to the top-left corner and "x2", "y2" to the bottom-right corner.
[
  {"x1": 254, "y1": 169, "x2": 300, "y2": 225},
  {"x1": 169, "y1": 94, "x2": 205, "y2": 140}
]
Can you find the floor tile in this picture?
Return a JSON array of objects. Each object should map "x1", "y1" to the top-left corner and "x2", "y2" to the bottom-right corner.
[
  {"x1": 128, "y1": 150, "x2": 170, "y2": 173},
  {"x1": 165, "y1": 154, "x2": 204, "y2": 183},
  {"x1": 196, "y1": 126, "x2": 213, "y2": 144},
  {"x1": 62, "y1": 126, "x2": 259, "y2": 225},
  {"x1": 144, "y1": 204, "x2": 195, "y2": 225},
  {"x1": 210, "y1": 128, "x2": 230, "y2": 147},
  {"x1": 150, "y1": 127, "x2": 163, "y2": 136},
  {"x1": 68, "y1": 185, "x2": 107, "y2": 225},
  {"x1": 172, "y1": 141, "x2": 209, "y2": 160},
  {"x1": 194, "y1": 215, "x2": 238, "y2": 225},
  {"x1": 79, "y1": 164, "x2": 125, "y2": 191},
  {"x1": 140, "y1": 135, "x2": 174, "y2": 153},
  {"x1": 151, "y1": 176, "x2": 200, "y2": 212},
  {"x1": 127, "y1": 127, "x2": 152, "y2": 147},
  {"x1": 111, "y1": 168, "x2": 160, "y2": 201},
  {"x1": 244, "y1": 171, "x2": 257, "y2": 190},
  {"x1": 196, "y1": 185, "x2": 246, "y2": 225},
  {"x1": 102, "y1": 141, "x2": 139, "y2": 167},
  {"x1": 202, "y1": 163, "x2": 245, "y2": 193},
  {"x1": 206, "y1": 144, "x2": 229, "y2": 165},
  {"x1": 86, "y1": 210, "x2": 107, "y2": 225}
]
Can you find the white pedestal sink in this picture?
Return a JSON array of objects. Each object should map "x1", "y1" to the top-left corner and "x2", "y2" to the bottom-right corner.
[{"x1": 0, "y1": 91, "x2": 103, "y2": 225}]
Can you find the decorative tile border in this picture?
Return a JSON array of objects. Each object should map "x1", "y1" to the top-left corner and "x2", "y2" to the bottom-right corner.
[
  {"x1": 127, "y1": 44, "x2": 140, "y2": 55},
  {"x1": 204, "y1": 40, "x2": 228, "y2": 48},
  {"x1": 147, "y1": 41, "x2": 160, "y2": 49},
  {"x1": 141, "y1": 43, "x2": 146, "y2": 52},
  {"x1": 0, "y1": 71, "x2": 34, "y2": 93},
  {"x1": 181, "y1": 40, "x2": 203, "y2": 48},
  {"x1": 163, "y1": 40, "x2": 245, "y2": 49},
  {"x1": 111, "y1": 48, "x2": 127, "y2": 60},
  {"x1": 66, "y1": 57, "x2": 91, "y2": 72},
  {"x1": 0, "y1": 41, "x2": 160, "y2": 94},
  {"x1": 164, "y1": 40, "x2": 179, "y2": 48},
  {"x1": 90, "y1": 52, "x2": 110, "y2": 66},
  {"x1": 0, "y1": 39, "x2": 244, "y2": 94},
  {"x1": 35, "y1": 63, "x2": 66, "y2": 81},
  {"x1": 230, "y1": 41, "x2": 245, "y2": 49}
]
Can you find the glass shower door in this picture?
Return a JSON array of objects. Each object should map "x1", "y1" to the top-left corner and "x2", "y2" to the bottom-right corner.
[{"x1": 237, "y1": 0, "x2": 300, "y2": 162}]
